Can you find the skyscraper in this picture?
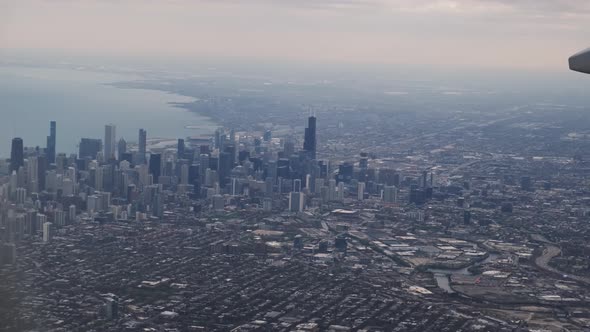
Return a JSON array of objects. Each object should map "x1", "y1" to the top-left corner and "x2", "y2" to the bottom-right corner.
[
  {"x1": 303, "y1": 115, "x2": 317, "y2": 160},
  {"x1": 79, "y1": 138, "x2": 102, "y2": 159},
  {"x1": 37, "y1": 154, "x2": 47, "y2": 191},
  {"x1": 138, "y1": 129, "x2": 147, "y2": 164},
  {"x1": 46, "y1": 121, "x2": 56, "y2": 164},
  {"x1": 293, "y1": 179, "x2": 302, "y2": 193},
  {"x1": 177, "y1": 138, "x2": 185, "y2": 159},
  {"x1": 10, "y1": 138, "x2": 24, "y2": 173},
  {"x1": 117, "y1": 138, "x2": 127, "y2": 161},
  {"x1": 218, "y1": 151, "x2": 232, "y2": 187},
  {"x1": 27, "y1": 156, "x2": 39, "y2": 193},
  {"x1": 383, "y1": 186, "x2": 398, "y2": 203},
  {"x1": 283, "y1": 139, "x2": 295, "y2": 157},
  {"x1": 104, "y1": 124, "x2": 116, "y2": 160},
  {"x1": 149, "y1": 153, "x2": 162, "y2": 183},
  {"x1": 289, "y1": 192, "x2": 304, "y2": 212},
  {"x1": 358, "y1": 182, "x2": 366, "y2": 201},
  {"x1": 42, "y1": 221, "x2": 53, "y2": 243}
]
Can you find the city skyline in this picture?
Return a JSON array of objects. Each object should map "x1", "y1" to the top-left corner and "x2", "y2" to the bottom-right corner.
[{"x1": 2, "y1": 2, "x2": 590, "y2": 331}]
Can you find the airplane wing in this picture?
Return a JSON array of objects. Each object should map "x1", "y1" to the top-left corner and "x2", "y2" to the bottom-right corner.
[{"x1": 569, "y1": 48, "x2": 590, "y2": 74}]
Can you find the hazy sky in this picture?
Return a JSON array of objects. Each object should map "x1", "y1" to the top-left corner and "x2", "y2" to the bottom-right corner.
[{"x1": 0, "y1": 0, "x2": 589, "y2": 70}]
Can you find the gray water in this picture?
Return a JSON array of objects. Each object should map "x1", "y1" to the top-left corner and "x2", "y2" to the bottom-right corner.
[
  {"x1": 429, "y1": 254, "x2": 499, "y2": 293},
  {"x1": 0, "y1": 65, "x2": 217, "y2": 158}
]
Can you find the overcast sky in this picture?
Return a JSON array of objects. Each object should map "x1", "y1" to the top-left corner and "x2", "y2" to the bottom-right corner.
[{"x1": 0, "y1": 0, "x2": 588, "y2": 70}]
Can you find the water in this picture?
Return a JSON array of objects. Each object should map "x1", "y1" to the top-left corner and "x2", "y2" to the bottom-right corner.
[
  {"x1": 0, "y1": 65, "x2": 217, "y2": 158},
  {"x1": 429, "y1": 254, "x2": 499, "y2": 293}
]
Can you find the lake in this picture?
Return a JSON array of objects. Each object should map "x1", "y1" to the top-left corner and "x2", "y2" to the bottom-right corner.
[{"x1": 0, "y1": 65, "x2": 216, "y2": 158}]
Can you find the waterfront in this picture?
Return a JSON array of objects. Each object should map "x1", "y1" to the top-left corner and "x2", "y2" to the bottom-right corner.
[
  {"x1": 429, "y1": 254, "x2": 500, "y2": 293},
  {"x1": 0, "y1": 65, "x2": 217, "y2": 158}
]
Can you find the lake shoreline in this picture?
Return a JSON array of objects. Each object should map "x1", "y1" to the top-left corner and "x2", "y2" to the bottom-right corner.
[{"x1": 0, "y1": 65, "x2": 219, "y2": 158}]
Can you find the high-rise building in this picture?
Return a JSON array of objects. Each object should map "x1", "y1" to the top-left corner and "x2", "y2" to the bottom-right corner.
[
  {"x1": 68, "y1": 205, "x2": 77, "y2": 223},
  {"x1": 283, "y1": 139, "x2": 295, "y2": 157},
  {"x1": 177, "y1": 139, "x2": 185, "y2": 159},
  {"x1": 289, "y1": 192, "x2": 305, "y2": 212},
  {"x1": 104, "y1": 124, "x2": 116, "y2": 160},
  {"x1": 214, "y1": 128, "x2": 224, "y2": 150},
  {"x1": 37, "y1": 154, "x2": 47, "y2": 191},
  {"x1": 212, "y1": 194, "x2": 225, "y2": 211},
  {"x1": 383, "y1": 186, "x2": 398, "y2": 203},
  {"x1": 180, "y1": 163, "x2": 189, "y2": 185},
  {"x1": 46, "y1": 121, "x2": 56, "y2": 164},
  {"x1": 218, "y1": 151, "x2": 232, "y2": 187},
  {"x1": 328, "y1": 179, "x2": 337, "y2": 201},
  {"x1": 16, "y1": 187, "x2": 27, "y2": 204},
  {"x1": 27, "y1": 156, "x2": 39, "y2": 193},
  {"x1": 293, "y1": 179, "x2": 302, "y2": 193},
  {"x1": 55, "y1": 153, "x2": 68, "y2": 173},
  {"x1": 231, "y1": 177, "x2": 239, "y2": 196},
  {"x1": 79, "y1": 138, "x2": 102, "y2": 159},
  {"x1": 42, "y1": 221, "x2": 53, "y2": 243},
  {"x1": 358, "y1": 182, "x2": 366, "y2": 201},
  {"x1": 54, "y1": 210, "x2": 66, "y2": 227},
  {"x1": 117, "y1": 138, "x2": 127, "y2": 161},
  {"x1": 138, "y1": 129, "x2": 147, "y2": 164},
  {"x1": 10, "y1": 137, "x2": 24, "y2": 173},
  {"x1": 263, "y1": 197, "x2": 272, "y2": 211},
  {"x1": 199, "y1": 154, "x2": 209, "y2": 184},
  {"x1": 303, "y1": 115, "x2": 317, "y2": 160},
  {"x1": 149, "y1": 153, "x2": 162, "y2": 183},
  {"x1": 337, "y1": 163, "x2": 354, "y2": 183},
  {"x1": 337, "y1": 182, "x2": 345, "y2": 201}
]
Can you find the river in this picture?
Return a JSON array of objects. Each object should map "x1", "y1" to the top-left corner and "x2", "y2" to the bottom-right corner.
[{"x1": 428, "y1": 254, "x2": 499, "y2": 293}]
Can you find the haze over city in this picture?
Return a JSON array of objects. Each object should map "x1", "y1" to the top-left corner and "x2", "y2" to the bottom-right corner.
[
  {"x1": 2, "y1": 0, "x2": 589, "y2": 69},
  {"x1": 1, "y1": 1, "x2": 590, "y2": 332}
]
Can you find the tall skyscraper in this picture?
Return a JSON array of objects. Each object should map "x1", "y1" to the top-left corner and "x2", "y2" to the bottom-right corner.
[
  {"x1": 293, "y1": 179, "x2": 302, "y2": 193},
  {"x1": 104, "y1": 124, "x2": 116, "y2": 160},
  {"x1": 37, "y1": 154, "x2": 47, "y2": 191},
  {"x1": 218, "y1": 151, "x2": 232, "y2": 187},
  {"x1": 214, "y1": 128, "x2": 223, "y2": 150},
  {"x1": 117, "y1": 138, "x2": 127, "y2": 161},
  {"x1": 303, "y1": 115, "x2": 317, "y2": 160},
  {"x1": 46, "y1": 121, "x2": 56, "y2": 164},
  {"x1": 177, "y1": 138, "x2": 185, "y2": 159},
  {"x1": 138, "y1": 129, "x2": 147, "y2": 164},
  {"x1": 27, "y1": 156, "x2": 39, "y2": 193},
  {"x1": 149, "y1": 153, "x2": 162, "y2": 183},
  {"x1": 10, "y1": 138, "x2": 24, "y2": 173}
]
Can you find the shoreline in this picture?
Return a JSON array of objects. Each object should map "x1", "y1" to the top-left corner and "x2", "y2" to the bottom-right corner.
[
  {"x1": 108, "y1": 81, "x2": 227, "y2": 129},
  {"x1": 0, "y1": 66, "x2": 219, "y2": 158}
]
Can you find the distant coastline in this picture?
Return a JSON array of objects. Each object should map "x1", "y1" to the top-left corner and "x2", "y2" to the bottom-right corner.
[
  {"x1": 0, "y1": 65, "x2": 218, "y2": 157},
  {"x1": 109, "y1": 81, "x2": 228, "y2": 129}
]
